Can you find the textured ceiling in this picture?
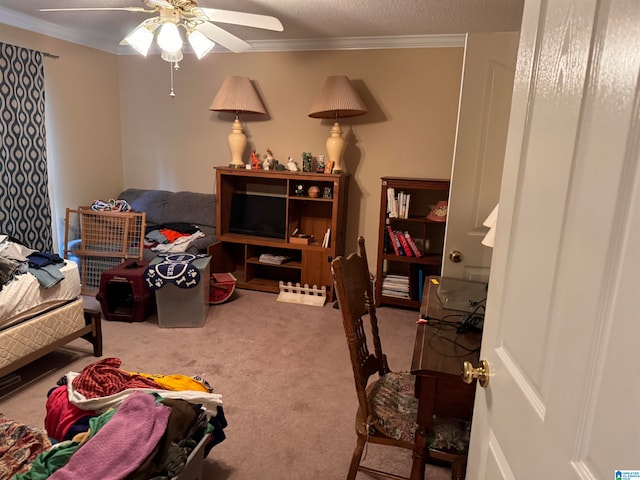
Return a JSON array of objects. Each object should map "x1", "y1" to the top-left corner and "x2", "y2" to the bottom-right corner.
[{"x1": 0, "y1": 0, "x2": 524, "y2": 53}]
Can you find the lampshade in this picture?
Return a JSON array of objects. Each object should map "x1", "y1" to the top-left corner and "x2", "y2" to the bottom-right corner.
[
  {"x1": 209, "y1": 76, "x2": 267, "y2": 168},
  {"x1": 308, "y1": 76, "x2": 367, "y2": 174},
  {"x1": 209, "y1": 76, "x2": 267, "y2": 115},
  {"x1": 308, "y1": 76, "x2": 368, "y2": 119}
]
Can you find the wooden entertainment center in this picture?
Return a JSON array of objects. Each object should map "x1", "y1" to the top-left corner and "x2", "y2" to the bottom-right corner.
[{"x1": 210, "y1": 167, "x2": 348, "y2": 301}]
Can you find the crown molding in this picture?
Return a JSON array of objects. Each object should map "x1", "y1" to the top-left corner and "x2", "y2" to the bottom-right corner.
[
  {"x1": 117, "y1": 33, "x2": 466, "y2": 55},
  {"x1": 2, "y1": 6, "x2": 465, "y2": 55},
  {"x1": 244, "y1": 34, "x2": 466, "y2": 52},
  {"x1": 0, "y1": 6, "x2": 120, "y2": 54}
]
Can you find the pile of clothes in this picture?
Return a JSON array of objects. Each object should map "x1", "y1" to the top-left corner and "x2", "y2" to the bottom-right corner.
[
  {"x1": 8, "y1": 358, "x2": 227, "y2": 480},
  {"x1": 144, "y1": 223, "x2": 205, "y2": 254},
  {"x1": 0, "y1": 235, "x2": 68, "y2": 291}
]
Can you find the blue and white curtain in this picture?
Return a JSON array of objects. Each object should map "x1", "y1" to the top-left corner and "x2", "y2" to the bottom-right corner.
[{"x1": 0, "y1": 42, "x2": 53, "y2": 252}]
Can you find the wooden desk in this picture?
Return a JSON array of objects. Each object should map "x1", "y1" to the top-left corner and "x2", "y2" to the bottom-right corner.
[{"x1": 410, "y1": 276, "x2": 482, "y2": 480}]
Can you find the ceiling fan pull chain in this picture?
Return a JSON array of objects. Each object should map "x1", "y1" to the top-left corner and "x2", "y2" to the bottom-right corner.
[
  {"x1": 169, "y1": 60, "x2": 181, "y2": 97},
  {"x1": 169, "y1": 61, "x2": 176, "y2": 97}
]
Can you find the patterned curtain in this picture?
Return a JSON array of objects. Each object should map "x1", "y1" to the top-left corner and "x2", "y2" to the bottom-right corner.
[{"x1": 0, "y1": 42, "x2": 53, "y2": 252}]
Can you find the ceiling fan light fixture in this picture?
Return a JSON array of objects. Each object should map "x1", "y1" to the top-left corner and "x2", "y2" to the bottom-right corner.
[
  {"x1": 157, "y1": 21, "x2": 183, "y2": 53},
  {"x1": 124, "y1": 25, "x2": 154, "y2": 56},
  {"x1": 188, "y1": 30, "x2": 215, "y2": 59},
  {"x1": 161, "y1": 49, "x2": 184, "y2": 63}
]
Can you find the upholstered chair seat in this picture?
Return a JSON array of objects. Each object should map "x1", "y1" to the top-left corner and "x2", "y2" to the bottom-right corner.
[
  {"x1": 368, "y1": 372, "x2": 418, "y2": 442},
  {"x1": 368, "y1": 371, "x2": 471, "y2": 451}
]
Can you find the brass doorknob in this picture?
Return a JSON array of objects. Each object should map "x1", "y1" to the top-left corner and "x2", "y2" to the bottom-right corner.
[
  {"x1": 449, "y1": 250, "x2": 463, "y2": 263},
  {"x1": 461, "y1": 359, "x2": 490, "y2": 387}
]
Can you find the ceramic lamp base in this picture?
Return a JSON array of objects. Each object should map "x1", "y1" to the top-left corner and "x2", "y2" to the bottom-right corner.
[
  {"x1": 326, "y1": 121, "x2": 346, "y2": 173},
  {"x1": 228, "y1": 118, "x2": 247, "y2": 169}
]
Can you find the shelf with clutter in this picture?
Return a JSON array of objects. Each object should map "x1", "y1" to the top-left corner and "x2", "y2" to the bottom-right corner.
[
  {"x1": 210, "y1": 167, "x2": 348, "y2": 301},
  {"x1": 375, "y1": 177, "x2": 450, "y2": 310}
]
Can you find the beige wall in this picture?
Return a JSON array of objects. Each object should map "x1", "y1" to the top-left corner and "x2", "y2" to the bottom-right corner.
[
  {"x1": 0, "y1": 25, "x2": 123, "y2": 252},
  {"x1": 118, "y1": 47, "x2": 463, "y2": 254},
  {"x1": 1, "y1": 23, "x2": 463, "y2": 256}
]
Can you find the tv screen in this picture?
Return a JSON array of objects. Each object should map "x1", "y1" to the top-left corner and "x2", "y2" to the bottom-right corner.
[{"x1": 229, "y1": 193, "x2": 287, "y2": 239}]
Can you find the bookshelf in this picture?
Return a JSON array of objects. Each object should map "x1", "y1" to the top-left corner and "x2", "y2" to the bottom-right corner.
[
  {"x1": 210, "y1": 167, "x2": 348, "y2": 301},
  {"x1": 375, "y1": 177, "x2": 450, "y2": 309}
]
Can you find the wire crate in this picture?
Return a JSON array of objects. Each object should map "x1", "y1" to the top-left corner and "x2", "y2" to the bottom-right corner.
[{"x1": 64, "y1": 208, "x2": 146, "y2": 295}]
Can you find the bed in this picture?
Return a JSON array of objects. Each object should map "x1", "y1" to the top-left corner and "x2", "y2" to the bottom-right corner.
[{"x1": 0, "y1": 256, "x2": 102, "y2": 379}]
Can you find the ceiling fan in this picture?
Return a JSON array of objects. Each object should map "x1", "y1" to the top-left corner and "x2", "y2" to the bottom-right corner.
[{"x1": 40, "y1": 0, "x2": 284, "y2": 58}]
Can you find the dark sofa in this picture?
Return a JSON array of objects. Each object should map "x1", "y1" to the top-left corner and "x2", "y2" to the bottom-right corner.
[{"x1": 118, "y1": 188, "x2": 217, "y2": 259}]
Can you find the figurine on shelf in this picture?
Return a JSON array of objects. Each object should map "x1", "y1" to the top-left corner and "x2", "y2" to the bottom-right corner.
[
  {"x1": 308, "y1": 185, "x2": 321, "y2": 198},
  {"x1": 324, "y1": 159, "x2": 334, "y2": 174},
  {"x1": 302, "y1": 152, "x2": 312, "y2": 172},
  {"x1": 316, "y1": 154, "x2": 325, "y2": 174},
  {"x1": 263, "y1": 149, "x2": 275, "y2": 170},
  {"x1": 287, "y1": 156, "x2": 299, "y2": 171},
  {"x1": 251, "y1": 150, "x2": 261, "y2": 169}
]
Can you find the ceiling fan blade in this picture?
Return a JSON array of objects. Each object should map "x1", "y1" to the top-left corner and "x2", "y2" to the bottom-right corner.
[
  {"x1": 197, "y1": 22, "x2": 251, "y2": 53},
  {"x1": 144, "y1": 0, "x2": 174, "y2": 9},
  {"x1": 199, "y1": 8, "x2": 283, "y2": 32},
  {"x1": 40, "y1": 7, "x2": 152, "y2": 13}
]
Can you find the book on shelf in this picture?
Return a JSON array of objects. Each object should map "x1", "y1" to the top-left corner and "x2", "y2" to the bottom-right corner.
[
  {"x1": 386, "y1": 226, "x2": 401, "y2": 255},
  {"x1": 382, "y1": 291, "x2": 411, "y2": 299},
  {"x1": 396, "y1": 231, "x2": 413, "y2": 257},
  {"x1": 382, "y1": 275, "x2": 410, "y2": 296},
  {"x1": 404, "y1": 194, "x2": 411, "y2": 219},
  {"x1": 383, "y1": 274, "x2": 410, "y2": 282},
  {"x1": 383, "y1": 280, "x2": 409, "y2": 289},
  {"x1": 321, "y1": 227, "x2": 331, "y2": 248},
  {"x1": 383, "y1": 280, "x2": 409, "y2": 288},
  {"x1": 403, "y1": 231, "x2": 423, "y2": 257},
  {"x1": 387, "y1": 187, "x2": 397, "y2": 218},
  {"x1": 258, "y1": 253, "x2": 292, "y2": 265},
  {"x1": 381, "y1": 278, "x2": 411, "y2": 298},
  {"x1": 387, "y1": 188, "x2": 412, "y2": 219},
  {"x1": 398, "y1": 191, "x2": 410, "y2": 219}
]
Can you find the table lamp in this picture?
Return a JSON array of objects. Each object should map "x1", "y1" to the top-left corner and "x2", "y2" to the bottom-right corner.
[
  {"x1": 209, "y1": 76, "x2": 266, "y2": 168},
  {"x1": 308, "y1": 76, "x2": 367, "y2": 174}
]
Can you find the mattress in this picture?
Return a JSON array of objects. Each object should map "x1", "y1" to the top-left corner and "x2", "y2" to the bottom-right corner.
[
  {"x1": 0, "y1": 297, "x2": 85, "y2": 372},
  {"x1": 0, "y1": 260, "x2": 81, "y2": 330}
]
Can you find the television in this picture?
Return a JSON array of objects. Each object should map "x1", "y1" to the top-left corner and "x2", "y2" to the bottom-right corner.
[{"x1": 229, "y1": 193, "x2": 287, "y2": 239}]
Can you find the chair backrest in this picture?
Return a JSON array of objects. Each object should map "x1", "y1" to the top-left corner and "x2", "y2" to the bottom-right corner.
[{"x1": 332, "y1": 237, "x2": 389, "y2": 422}]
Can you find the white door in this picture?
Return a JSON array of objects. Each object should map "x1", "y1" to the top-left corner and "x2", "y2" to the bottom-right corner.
[
  {"x1": 467, "y1": 0, "x2": 640, "y2": 478},
  {"x1": 442, "y1": 32, "x2": 519, "y2": 282}
]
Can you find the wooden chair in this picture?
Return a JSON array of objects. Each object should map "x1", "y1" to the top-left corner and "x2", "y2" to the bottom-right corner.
[{"x1": 331, "y1": 237, "x2": 469, "y2": 480}]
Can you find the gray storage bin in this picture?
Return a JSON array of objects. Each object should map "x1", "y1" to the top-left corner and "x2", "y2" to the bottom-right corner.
[{"x1": 153, "y1": 255, "x2": 211, "y2": 328}]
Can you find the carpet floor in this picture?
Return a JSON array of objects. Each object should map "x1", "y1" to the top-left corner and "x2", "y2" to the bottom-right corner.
[{"x1": 0, "y1": 289, "x2": 452, "y2": 480}]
